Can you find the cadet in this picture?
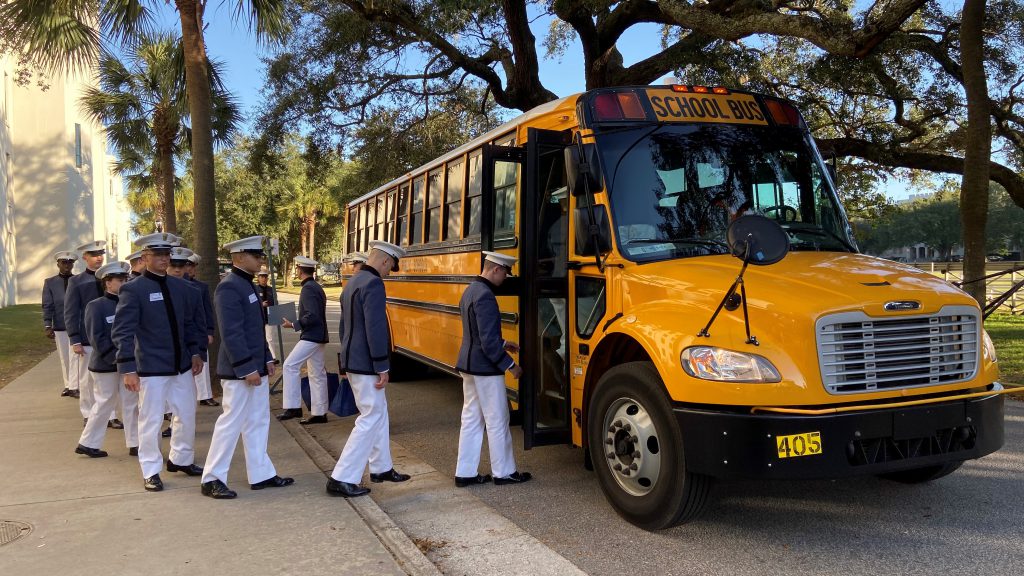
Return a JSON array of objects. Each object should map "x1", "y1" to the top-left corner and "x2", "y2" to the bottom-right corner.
[
  {"x1": 76, "y1": 262, "x2": 138, "y2": 457},
  {"x1": 454, "y1": 252, "x2": 531, "y2": 487},
  {"x1": 254, "y1": 267, "x2": 278, "y2": 362},
  {"x1": 43, "y1": 251, "x2": 78, "y2": 397},
  {"x1": 200, "y1": 236, "x2": 294, "y2": 499},
  {"x1": 337, "y1": 252, "x2": 367, "y2": 357},
  {"x1": 65, "y1": 240, "x2": 122, "y2": 429},
  {"x1": 185, "y1": 252, "x2": 218, "y2": 406},
  {"x1": 112, "y1": 233, "x2": 205, "y2": 492},
  {"x1": 128, "y1": 250, "x2": 145, "y2": 279},
  {"x1": 328, "y1": 241, "x2": 410, "y2": 498},
  {"x1": 279, "y1": 256, "x2": 329, "y2": 425}
]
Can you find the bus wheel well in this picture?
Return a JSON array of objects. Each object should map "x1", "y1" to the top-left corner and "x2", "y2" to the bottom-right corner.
[{"x1": 582, "y1": 334, "x2": 652, "y2": 450}]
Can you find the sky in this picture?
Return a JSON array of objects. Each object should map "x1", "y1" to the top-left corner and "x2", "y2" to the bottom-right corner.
[{"x1": 144, "y1": 4, "x2": 918, "y2": 201}]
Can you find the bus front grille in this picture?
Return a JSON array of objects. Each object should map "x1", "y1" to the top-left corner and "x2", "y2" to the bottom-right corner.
[{"x1": 816, "y1": 306, "x2": 979, "y2": 394}]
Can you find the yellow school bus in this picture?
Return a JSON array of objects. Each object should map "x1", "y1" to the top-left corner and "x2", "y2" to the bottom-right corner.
[{"x1": 344, "y1": 85, "x2": 1007, "y2": 529}]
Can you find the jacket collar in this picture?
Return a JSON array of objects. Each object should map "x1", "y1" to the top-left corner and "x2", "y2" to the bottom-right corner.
[
  {"x1": 85, "y1": 268, "x2": 96, "y2": 276},
  {"x1": 231, "y1": 266, "x2": 254, "y2": 282},
  {"x1": 104, "y1": 292, "x2": 119, "y2": 302},
  {"x1": 143, "y1": 270, "x2": 167, "y2": 283},
  {"x1": 474, "y1": 276, "x2": 497, "y2": 292},
  {"x1": 301, "y1": 276, "x2": 316, "y2": 286},
  {"x1": 360, "y1": 267, "x2": 381, "y2": 279}
]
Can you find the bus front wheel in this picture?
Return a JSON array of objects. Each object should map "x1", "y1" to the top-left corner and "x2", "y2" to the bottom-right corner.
[{"x1": 588, "y1": 361, "x2": 711, "y2": 529}]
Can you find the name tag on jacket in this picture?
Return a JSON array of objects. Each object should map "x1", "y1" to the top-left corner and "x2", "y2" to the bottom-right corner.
[
  {"x1": 150, "y1": 292, "x2": 164, "y2": 302},
  {"x1": 249, "y1": 293, "x2": 259, "y2": 303},
  {"x1": 106, "y1": 315, "x2": 115, "y2": 324}
]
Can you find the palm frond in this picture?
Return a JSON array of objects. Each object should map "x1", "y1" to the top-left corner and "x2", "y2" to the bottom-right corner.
[
  {"x1": 0, "y1": 0, "x2": 100, "y2": 75},
  {"x1": 230, "y1": 0, "x2": 289, "y2": 45}
]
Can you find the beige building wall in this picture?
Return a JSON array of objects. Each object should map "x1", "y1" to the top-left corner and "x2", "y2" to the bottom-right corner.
[{"x1": 0, "y1": 54, "x2": 129, "y2": 307}]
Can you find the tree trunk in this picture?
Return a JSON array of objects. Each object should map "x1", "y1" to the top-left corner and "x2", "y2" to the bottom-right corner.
[
  {"x1": 176, "y1": 0, "x2": 219, "y2": 385},
  {"x1": 156, "y1": 139, "x2": 176, "y2": 233},
  {"x1": 959, "y1": 0, "x2": 991, "y2": 306},
  {"x1": 151, "y1": 160, "x2": 166, "y2": 231},
  {"x1": 308, "y1": 214, "x2": 317, "y2": 260},
  {"x1": 299, "y1": 220, "x2": 309, "y2": 258}
]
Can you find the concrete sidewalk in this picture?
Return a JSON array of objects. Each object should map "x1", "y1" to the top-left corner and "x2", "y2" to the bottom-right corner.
[{"x1": 0, "y1": 351, "x2": 435, "y2": 575}]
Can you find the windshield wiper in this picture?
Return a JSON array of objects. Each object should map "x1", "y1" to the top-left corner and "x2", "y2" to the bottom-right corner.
[
  {"x1": 623, "y1": 237, "x2": 729, "y2": 251},
  {"x1": 783, "y1": 225, "x2": 856, "y2": 252}
]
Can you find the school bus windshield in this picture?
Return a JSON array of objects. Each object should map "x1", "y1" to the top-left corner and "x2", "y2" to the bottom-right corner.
[{"x1": 597, "y1": 123, "x2": 856, "y2": 263}]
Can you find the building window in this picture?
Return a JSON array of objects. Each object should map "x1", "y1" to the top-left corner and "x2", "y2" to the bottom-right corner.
[{"x1": 74, "y1": 124, "x2": 83, "y2": 168}]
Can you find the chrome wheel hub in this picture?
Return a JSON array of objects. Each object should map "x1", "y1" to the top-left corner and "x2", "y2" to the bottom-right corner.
[{"x1": 601, "y1": 396, "x2": 662, "y2": 496}]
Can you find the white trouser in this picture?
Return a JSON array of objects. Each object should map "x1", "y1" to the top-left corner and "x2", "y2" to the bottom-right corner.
[
  {"x1": 138, "y1": 373, "x2": 196, "y2": 478},
  {"x1": 194, "y1": 361, "x2": 213, "y2": 401},
  {"x1": 202, "y1": 376, "x2": 277, "y2": 486},
  {"x1": 331, "y1": 373, "x2": 393, "y2": 484},
  {"x1": 67, "y1": 342, "x2": 82, "y2": 392},
  {"x1": 72, "y1": 346, "x2": 94, "y2": 418},
  {"x1": 283, "y1": 340, "x2": 327, "y2": 415},
  {"x1": 78, "y1": 372, "x2": 121, "y2": 450},
  {"x1": 121, "y1": 386, "x2": 140, "y2": 448},
  {"x1": 265, "y1": 325, "x2": 277, "y2": 360},
  {"x1": 455, "y1": 373, "x2": 516, "y2": 479},
  {"x1": 54, "y1": 331, "x2": 71, "y2": 387}
]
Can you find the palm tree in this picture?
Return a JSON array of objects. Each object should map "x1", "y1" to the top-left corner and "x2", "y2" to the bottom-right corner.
[
  {"x1": 1, "y1": 0, "x2": 286, "y2": 285},
  {"x1": 79, "y1": 32, "x2": 239, "y2": 234}
]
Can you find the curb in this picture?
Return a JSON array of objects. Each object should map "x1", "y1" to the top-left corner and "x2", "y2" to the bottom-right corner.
[{"x1": 280, "y1": 417, "x2": 442, "y2": 576}]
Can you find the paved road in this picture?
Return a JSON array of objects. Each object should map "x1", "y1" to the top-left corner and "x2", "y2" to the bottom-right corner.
[{"x1": 287, "y1": 294, "x2": 1024, "y2": 575}]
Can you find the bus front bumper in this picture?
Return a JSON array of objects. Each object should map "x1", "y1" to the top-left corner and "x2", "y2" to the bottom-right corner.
[{"x1": 674, "y1": 392, "x2": 1004, "y2": 480}]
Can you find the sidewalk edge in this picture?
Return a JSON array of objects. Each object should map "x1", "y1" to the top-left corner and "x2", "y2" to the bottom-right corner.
[{"x1": 280, "y1": 418, "x2": 442, "y2": 576}]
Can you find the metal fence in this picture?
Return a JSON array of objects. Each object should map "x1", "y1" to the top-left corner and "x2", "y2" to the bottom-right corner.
[{"x1": 911, "y1": 262, "x2": 1023, "y2": 315}]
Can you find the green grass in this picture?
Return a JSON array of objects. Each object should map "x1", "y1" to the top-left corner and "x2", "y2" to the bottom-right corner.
[
  {"x1": 0, "y1": 305, "x2": 58, "y2": 390},
  {"x1": 985, "y1": 313, "x2": 1024, "y2": 390}
]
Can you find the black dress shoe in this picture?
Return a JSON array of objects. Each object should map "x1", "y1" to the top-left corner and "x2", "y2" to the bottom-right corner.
[
  {"x1": 144, "y1": 474, "x2": 163, "y2": 492},
  {"x1": 201, "y1": 479, "x2": 237, "y2": 499},
  {"x1": 250, "y1": 475, "x2": 295, "y2": 490},
  {"x1": 128, "y1": 447, "x2": 138, "y2": 457},
  {"x1": 75, "y1": 444, "x2": 108, "y2": 458},
  {"x1": 199, "y1": 399, "x2": 220, "y2": 407},
  {"x1": 454, "y1": 474, "x2": 492, "y2": 488},
  {"x1": 166, "y1": 460, "x2": 203, "y2": 476},
  {"x1": 277, "y1": 408, "x2": 303, "y2": 421},
  {"x1": 162, "y1": 426, "x2": 172, "y2": 438},
  {"x1": 369, "y1": 468, "x2": 411, "y2": 483},
  {"x1": 69, "y1": 389, "x2": 80, "y2": 398},
  {"x1": 61, "y1": 388, "x2": 72, "y2": 397},
  {"x1": 494, "y1": 471, "x2": 533, "y2": 485},
  {"x1": 325, "y1": 478, "x2": 370, "y2": 497},
  {"x1": 107, "y1": 419, "x2": 124, "y2": 429},
  {"x1": 299, "y1": 414, "x2": 328, "y2": 425}
]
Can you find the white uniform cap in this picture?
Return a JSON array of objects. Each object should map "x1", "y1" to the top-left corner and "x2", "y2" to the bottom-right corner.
[
  {"x1": 369, "y1": 240, "x2": 406, "y2": 271},
  {"x1": 482, "y1": 251, "x2": 517, "y2": 271},
  {"x1": 294, "y1": 255, "x2": 318, "y2": 268},
  {"x1": 96, "y1": 261, "x2": 131, "y2": 279},
  {"x1": 134, "y1": 233, "x2": 181, "y2": 250},
  {"x1": 76, "y1": 240, "x2": 107, "y2": 254},
  {"x1": 187, "y1": 253, "x2": 201, "y2": 265},
  {"x1": 127, "y1": 250, "x2": 144, "y2": 262},
  {"x1": 170, "y1": 247, "x2": 195, "y2": 261},
  {"x1": 223, "y1": 235, "x2": 267, "y2": 254},
  {"x1": 344, "y1": 251, "x2": 368, "y2": 264},
  {"x1": 257, "y1": 266, "x2": 270, "y2": 277},
  {"x1": 54, "y1": 251, "x2": 78, "y2": 261}
]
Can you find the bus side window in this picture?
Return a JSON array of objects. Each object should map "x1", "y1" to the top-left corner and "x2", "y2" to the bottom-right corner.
[
  {"x1": 426, "y1": 169, "x2": 443, "y2": 243},
  {"x1": 386, "y1": 189, "x2": 397, "y2": 243},
  {"x1": 494, "y1": 160, "x2": 517, "y2": 236},
  {"x1": 411, "y1": 176, "x2": 425, "y2": 244},
  {"x1": 445, "y1": 160, "x2": 464, "y2": 240},
  {"x1": 465, "y1": 150, "x2": 483, "y2": 237},
  {"x1": 576, "y1": 276, "x2": 606, "y2": 338}
]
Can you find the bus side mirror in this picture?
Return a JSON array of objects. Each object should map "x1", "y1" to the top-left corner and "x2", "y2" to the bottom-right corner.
[
  {"x1": 574, "y1": 205, "x2": 612, "y2": 256},
  {"x1": 565, "y1": 145, "x2": 603, "y2": 197}
]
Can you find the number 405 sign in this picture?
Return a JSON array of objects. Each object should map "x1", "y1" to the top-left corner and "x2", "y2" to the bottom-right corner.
[{"x1": 775, "y1": 431, "x2": 823, "y2": 459}]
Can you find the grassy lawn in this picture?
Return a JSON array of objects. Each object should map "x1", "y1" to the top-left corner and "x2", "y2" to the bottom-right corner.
[
  {"x1": 985, "y1": 313, "x2": 1023, "y2": 392},
  {"x1": 0, "y1": 305, "x2": 58, "y2": 391},
  {"x1": 275, "y1": 281, "x2": 342, "y2": 300}
]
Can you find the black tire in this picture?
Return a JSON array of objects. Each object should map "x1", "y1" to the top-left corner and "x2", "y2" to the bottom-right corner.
[
  {"x1": 587, "y1": 361, "x2": 711, "y2": 529},
  {"x1": 387, "y1": 351, "x2": 427, "y2": 382},
  {"x1": 877, "y1": 461, "x2": 964, "y2": 484}
]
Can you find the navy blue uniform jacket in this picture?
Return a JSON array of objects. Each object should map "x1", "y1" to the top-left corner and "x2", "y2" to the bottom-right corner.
[
  {"x1": 85, "y1": 294, "x2": 119, "y2": 373},
  {"x1": 339, "y1": 267, "x2": 391, "y2": 375},
  {"x1": 456, "y1": 277, "x2": 515, "y2": 376},
  {"x1": 294, "y1": 277, "x2": 328, "y2": 343},
  {"x1": 64, "y1": 270, "x2": 103, "y2": 346},
  {"x1": 42, "y1": 273, "x2": 72, "y2": 331},
  {"x1": 112, "y1": 271, "x2": 203, "y2": 376},
  {"x1": 215, "y1": 267, "x2": 273, "y2": 379}
]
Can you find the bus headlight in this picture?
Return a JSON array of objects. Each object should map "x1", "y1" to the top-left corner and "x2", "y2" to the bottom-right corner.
[
  {"x1": 681, "y1": 346, "x2": 782, "y2": 383},
  {"x1": 982, "y1": 329, "x2": 998, "y2": 363}
]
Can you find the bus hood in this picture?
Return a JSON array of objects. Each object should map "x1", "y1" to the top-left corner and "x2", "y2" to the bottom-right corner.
[{"x1": 619, "y1": 251, "x2": 978, "y2": 324}]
